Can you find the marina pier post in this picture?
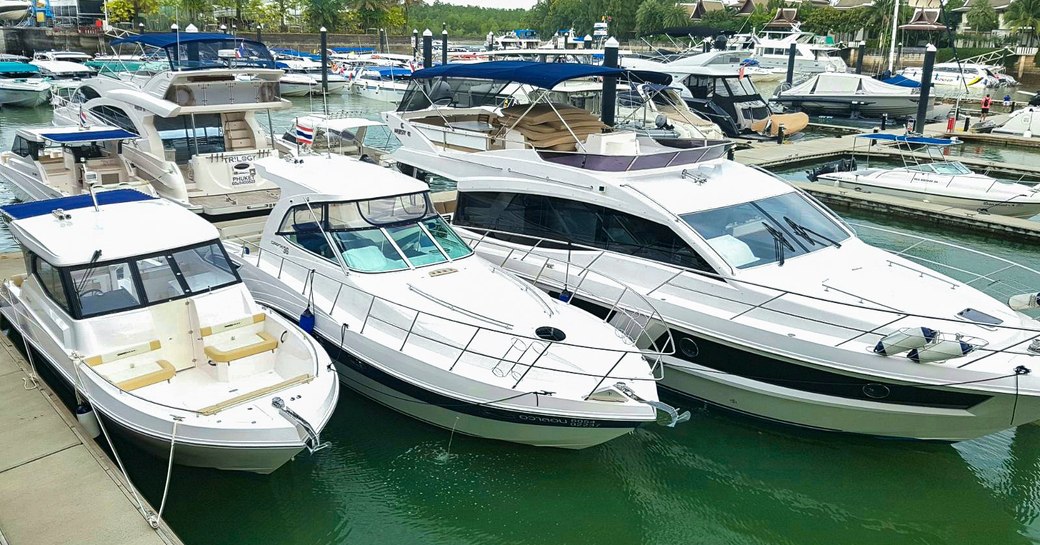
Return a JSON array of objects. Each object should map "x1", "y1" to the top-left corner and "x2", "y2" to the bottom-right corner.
[
  {"x1": 914, "y1": 44, "x2": 937, "y2": 133},
  {"x1": 442, "y1": 28, "x2": 448, "y2": 66},
  {"x1": 320, "y1": 26, "x2": 328, "y2": 95},
  {"x1": 422, "y1": 29, "x2": 432, "y2": 68},
  {"x1": 856, "y1": 41, "x2": 865, "y2": 74},
  {"x1": 412, "y1": 29, "x2": 418, "y2": 60},
  {"x1": 601, "y1": 37, "x2": 619, "y2": 127},
  {"x1": 786, "y1": 43, "x2": 796, "y2": 86}
]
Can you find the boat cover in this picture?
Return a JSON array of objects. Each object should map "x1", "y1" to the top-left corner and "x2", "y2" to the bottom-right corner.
[
  {"x1": 882, "y1": 75, "x2": 921, "y2": 88},
  {"x1": 411, "y1": 61, "x2": 664, "y2": 89},
  {"x1": 0, "y1": 62, "x2": 39, "y2": 74},
  {"x1": 784, "y1": 73, "x2": 912, "y2": 96},
  {"x1": 854, "y1": 134, "x2": 959, "y2": 146},
  {"x1": 112, "y1": 32, "x2": 262, "y2": 49},
  {"x1": 38, "y1": 128, "x2": 138, "y2": 143},
  {"x1": 0, "y1": 190, "x2": 156, "y2": 220}
]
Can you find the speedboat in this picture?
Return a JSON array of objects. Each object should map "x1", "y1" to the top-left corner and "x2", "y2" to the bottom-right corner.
[
  {"x1": 899, "y1": 63, "x2": 1008, "y2": 91},
  {"x1": 774, "y1": 73, "x2": 927, "y2": 118},
  {"x1": 0, "y1": 190, "x2": 339, "y2": 472},
  {"x1": 274, "y1": 114, "x2": 395, "y2": 163},
  {"x1": 387, "y1": 67, "x2": 1040, "y2": 442},
  {"x1": 31, "y1": 52, "x2": 97, "y2": 92},
  {"x1": 276, "y1": 58, "x2": 348, "y2": 96},
  {"x1": 0, "y1": 125, "x2": 159, "y2": 201},
  {"x1": 350, "y1": 67, "x2": 411, "y2": 103},
  {"x1": 812, "y1": 134, "x2": 1040, "y2": 218},
  {"x1": 278, "y1": 71, "x2": 318, "y2": 97},
  {"x1": 0, "y1": 61, "x2": 50, "y2": 107},
  {"x1": 51, "y1": 32, "x2": 288, "y2": 218},
  {"x1": 0, "y1": 0, "x2": 29, "y2": 21},
  {"x1": 991, "y1": 107, "x2": 1040, "y2": 137},
  {"x1": 225, "y1": 154, "x2": 687, "y2": 449}
]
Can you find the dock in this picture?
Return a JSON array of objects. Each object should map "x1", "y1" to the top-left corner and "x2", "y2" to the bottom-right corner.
[{"x1": 0, "y1": 254, "x2": 183, "y2": 545}]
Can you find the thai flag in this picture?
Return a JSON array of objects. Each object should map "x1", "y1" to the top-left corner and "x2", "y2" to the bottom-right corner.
[
  {"x1": 79, "y1": 106, "x2": 88, "y2": 127},
  {"x1": 236, "y1": 44, "x2": 247, "y2": 58},
  {"x1": 295, "y1": 122, "x2": 314, "y2": 145}
]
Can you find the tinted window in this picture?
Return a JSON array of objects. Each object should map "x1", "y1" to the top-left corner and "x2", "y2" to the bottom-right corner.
[
  {"x1": 34, "y1": 257, "x2": 70, "y2": 312},
  {"x1": 136, "y1": 255, "x2": 185, "y2": 302},
  {"x1": 171, "y1": 243, "x2": 238, "y2": 293},
  {"x1": 154, "y1": 114, "x2": 225, "y2": 162},
  {"x1": 456, "y1": 191, "x2": 715, "y2": 273},
  {"x1": 89, "y1": 105, "x2": 137, "y2": 134},
  {"x1": 70, "y1": 262, "x2": 141, "y2": 318}
]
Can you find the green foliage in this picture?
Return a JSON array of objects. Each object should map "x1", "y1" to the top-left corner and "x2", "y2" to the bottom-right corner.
[
  {"x1": 307, "y1": 0, "x2": 347, "y2": 31},
  {"x1": 800, "y1": 6, "x2": 868, "y2": 35},
  {"x1": 103, "y1": 0, "x2": 158, "y2": 22},
  {"x1": 966, "y1": 0, "x2": 998, "y2": 31},
  {"x1": 523, "y1": 0, "x2": 650, "y2": 39},
  {"x1": 1006, "y1": 0, "x2": 1040, "y2": 47},
  {"x1": 635, "y1": 0, "x2": 687, "y2": 35},
  {"x1": 408, "y1": 2, "x2": 527, "y2": 38}
]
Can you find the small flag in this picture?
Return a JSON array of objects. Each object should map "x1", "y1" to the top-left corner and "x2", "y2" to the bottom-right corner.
[
  {"x1": 407, "y1": 60, "x2": 416, "y2": 73},
  {"x1": 738, "y1": 65, "x2": 745, "y2": 80},
  {"x1": 79, "y1": 105, "x2": 88, "y2": 127},
  {"x1": 295, "y1": 122, "x2": 314, "y2": 145}
]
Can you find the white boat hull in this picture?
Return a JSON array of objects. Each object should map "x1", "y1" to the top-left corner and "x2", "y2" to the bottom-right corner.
[
  {"x1": 0, "y1": 85, "x2": 50, "y2": 107},
  {"x1": 353, "y1": 83, "x2": 405, "y2": 103}
]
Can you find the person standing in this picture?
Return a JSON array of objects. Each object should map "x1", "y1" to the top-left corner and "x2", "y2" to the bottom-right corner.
[
  {"x1": 981, "y1": 94, "x2": 992, "y2": 121},
  {"x1": 1004, "y1": 93, "x2": 1012, "y2": 110}
]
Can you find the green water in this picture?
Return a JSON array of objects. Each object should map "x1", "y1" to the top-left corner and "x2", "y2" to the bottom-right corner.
[{"x1": 5, "y1": 98, "x2": 1040, "y2": 545}]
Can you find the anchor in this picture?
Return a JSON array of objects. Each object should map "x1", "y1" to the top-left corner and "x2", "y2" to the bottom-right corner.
[
  {"x1": 272, "y1": 397, "x2": 330, "y2": 454},
  {"x1": 612, "y1": 383, "x2": 691, "y2": 428}
]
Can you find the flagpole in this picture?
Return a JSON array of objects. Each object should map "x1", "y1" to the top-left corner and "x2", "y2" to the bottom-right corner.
[{"x1": 295, "y1": 116, "x2": 300, "y2": 156}]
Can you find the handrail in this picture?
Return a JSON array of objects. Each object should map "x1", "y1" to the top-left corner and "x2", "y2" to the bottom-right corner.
[
  {"x1": 453, "y1": 224, "x2": 1040, "y2": 362},
  {"x1": 231, "y1": 239, "x2": 668, "y2": 395}
]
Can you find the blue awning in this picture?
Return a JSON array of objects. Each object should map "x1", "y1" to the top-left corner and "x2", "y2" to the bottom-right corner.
[
  {"x1": 40, "y1": 129, "x2": 138, "y2": 143},
  {"x1": 331, "y1": 47, "x2": 375, "y2": 53},
  {"x1": 111, "y1": 32, "x2": 264, "y2": 49},
  {"x1": 855, "y1": 133, "x2": 960, "y2": 146},
  {"x1": 412, "y1": 61, "x2": 632, "y2": 89},
  {"x1": 375, "y1": 67, "x2": 411, "y2": 77},
  {"x1": 883, "y1": 75, "x2": 921, "y2": 88},
  {"x1": 0, "y1": 62, "x2": 39, "y2": 74},
  {"x1": 1, "y1": 190, "x2": 157, "y2": 220}
]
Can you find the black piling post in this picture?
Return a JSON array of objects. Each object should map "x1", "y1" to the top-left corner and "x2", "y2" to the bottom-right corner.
[
  {"x1": 726, "y1": 146, "x2": 734, "y2": 161},
  {"x1": 963, "y1": 116, "x2": 971, "y2": 132},
  {"x1": 856, "y1": 40, "x2": 865, "y2": 74},
  {"x1": 320, "y1": 26, "x2": 328, "y2": 94},
  {"x1": 914, "y1": 44, "x2": 936, "y2": 134},
  {"x1": 786, "y1": 43, "x2": 796, "y2": 86},
  {"x1": 256, "y1": 23, "x2": 262, "y2": 43},
  {"x1": 776, "y1": 124, "x2": 786, "y2": 145},
  {"x1": 412, "y1": 29, "x2": 418, "y2": 60},
  {"x1": 442, "y1": 28, "x2": 448, "y2": 65},
  {"x1": 881, "y1": 112, "x2": 888, "y2": 130},
  {"x1": 422, "y1": 29, "x2": 433, "y2": 68},
  {"x1": 601, "y1": 37, "x2": 619, "y2": 127}
]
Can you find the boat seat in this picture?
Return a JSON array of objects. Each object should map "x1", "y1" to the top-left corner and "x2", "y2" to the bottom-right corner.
[
  {"x1": 84, "y1": 339, "x2": 162, "y2": 367},
  {"x1": 197, "y1": 373, "x2": 314, "y2": 416},
  {"x1": 115, "y1": 360, "x2": 176, "y2": 392},
  {"x1": 204, "y1": 331, "x2": 278, "y2": 363},
  {"x1": 291, "y1": 222, "x2": 334, "y2": 259},
  {"x1": 200, "y1": 313, "x2": 266, "y2": 337}
]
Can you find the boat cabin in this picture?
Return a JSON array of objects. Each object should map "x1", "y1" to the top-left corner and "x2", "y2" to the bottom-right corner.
[
  {"x1": 672, "y1": 66, "x2": 771, "y2": 136},
  {"x1": 4, "y1": 126, "x2": 146, "y2": 195}
]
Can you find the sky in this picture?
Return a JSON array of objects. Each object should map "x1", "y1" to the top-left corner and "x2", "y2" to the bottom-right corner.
[{"x1": 429, "y1": 0, "x2": 538, "y2": 9}]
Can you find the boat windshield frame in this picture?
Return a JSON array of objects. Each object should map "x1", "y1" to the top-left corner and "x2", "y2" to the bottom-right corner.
[
  {"x1": 31, "y1": 239, "x2": 242, "y2": 320},
  {"x1": 276, "y1": 192, "x2": 474, "y2": 274},
  {"x1": 680, "y1": 191, "x2": 852, "y2": 269}
]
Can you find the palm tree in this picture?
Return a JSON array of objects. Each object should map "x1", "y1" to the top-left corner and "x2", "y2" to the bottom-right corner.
[
  {"x1": 400, "y1": 0, "x2": 421, "y2": 30},
  {"x1": 349, "y1": 0, "x2": 389, "y2": 31},
  {"x1": 1005, "y1": 0, "x2": 1040, "y2": 46}
]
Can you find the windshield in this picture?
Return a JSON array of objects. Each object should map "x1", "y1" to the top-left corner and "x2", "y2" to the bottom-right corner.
[
  {"x1": 681, "y1": 192, "x2": 850, "y2": 269},
  {"x1": 70, "y1": 240, "x2": 239, "y2": 318},
  {"x1": 280, "y1": 194, "x2": 473, "y2": 273}
]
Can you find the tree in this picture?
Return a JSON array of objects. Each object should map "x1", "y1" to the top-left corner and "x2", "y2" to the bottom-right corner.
[
  {"x1": 1006, "y1": 0, "x2": 1040, "y2": 47},
  {"x1": 635, "y1": 0, "x2": 687, "y2": 36},
  {"x1": 349, "y1": 0, "x2": 389, "y2": 31},
  {"x1": 103, "y1": 0, "x2": 158, "y2": 23},
  {"x1": 966, "y1": 0, "x2": 999, "y2": 31},
  {"x1": 307, "y1": 0, "x2": 348, "y2": 30}
]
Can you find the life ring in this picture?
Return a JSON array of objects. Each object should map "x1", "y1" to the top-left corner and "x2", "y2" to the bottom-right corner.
[
  {"x1": 258, "y1": 82, "x2": 276, "y2": 102},
  {"x1": 173, "y1": 85, "x2": 195, "y2": 106}
]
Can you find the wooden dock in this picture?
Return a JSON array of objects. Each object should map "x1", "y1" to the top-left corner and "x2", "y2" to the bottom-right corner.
[{"x1": 0, "y1": 254, "x2": 183, "y2": 545}]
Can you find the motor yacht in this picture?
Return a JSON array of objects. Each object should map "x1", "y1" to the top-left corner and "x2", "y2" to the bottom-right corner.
[
  {"x1": 899, "y1": 63, "x2": 1010, "y2": 92},
  {"x1": 350, "y1": 66, "x2": 412, "y2": 103},
  {"x1": 0, "y1": 125, "x2": 160, "y2": 201},
  {"x1": 386, "y1": 66, "x2": 1040, "y2": 442},
  {"x1": 624, "y1": 50, "x2": 786, "y2": 84},
  {"x1": 51, "y1": 32, "x2": 289, "y2": 218},
  {"x1": 774, "y1": 73, "x2": 927, "y2": 118},
  {"x1": 0, "y1": 0, "x2": 29, "y2": 21},
  {"x1": 812, "y1": 134, "x2": 1040, "y2": 217},
  {"x1": 0, "y1": 61, "x2": 50, "y2": 107},
  {"x1": 0, "y1": 190, "x2": 339, "y2": 472},
  {"x1": 225, "y1": 154, "x2": 687, "y2": 449},
  {"x1": 747, "y1": 29, "x2": 847, "y2": 74},
  {"x1": 274, "y1": 114, "x2": 396, "y2": 163},
  {"x1": 276, "y1": 58, "x2": 347, "y2": 96},
  {"x1": 31, "y1": 51, "x2": 97, "y2": 92}
]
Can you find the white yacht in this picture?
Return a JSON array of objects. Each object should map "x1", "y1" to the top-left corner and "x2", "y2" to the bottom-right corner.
[
  {"x1": 0, "y1": 61, "x2": 50, "y2": 107},
  {"x1": 625, "y1": 50, "x2": 786, "y2": 83},
  {"x1": 31, "y1": 51, "x2": 97, "y2": 92},
  {"x1": 813, "y1": 134, "x2": 1040, "y2": 218},
  {"x1": 386, "y1": 67, "x2": 1040, "y2": 442},
  {"x1": 774, "y1": 73, "x2": 926, "y2": 118},
  {"x1": 276, "y1": 58, "x2": 347, "y2": 96},
  {"x1": 991, "y1": 107, "x2": 1040, "y2": 137},
  {"x1": 495, "y1": 29, "x2": 541, "y2": 50},
  {"x1": 0, "y1": 125, "x2": 159, "y2": 201},
  {"x1": 749, "y1": 30, "x2": 847, "y2": 74},
  {"x1": 0, "y1": 190, "x2": 339, "y2": 472},
  {"x1": 225, "y1": 154, "x2": 687, "y2": 449},
  {"x1": 274, "y1": 114, "x2": 395, "y2": 164},
  {"x1": 52, "y1": 32, "x2": 289, "y2": 217},
  {"x1": 899, "y1": 63, "x2": 1008, "y2": 91},
  {"x1": 0, "y1": 0, "x2": 29, "y2": 21},
  {"x1": 350, "y1": 66, "x2": 411, "y2": 103}
]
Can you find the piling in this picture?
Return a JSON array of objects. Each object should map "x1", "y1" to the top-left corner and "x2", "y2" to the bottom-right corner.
[
  {"x1": 881, "y1": 113, "x2": 888, "y2": 130},
  {"x1": 422, "y1": 29, "x2": 432, "y2": 69},
  {"x1": 601, "y1": 37, "x2": 619, "y2": 127},
  {"x1": 786, "y1": 43, "x2": 796, "y2": 86},
  {"x1": 584, "y1": 34, "x2": 592, "y2": 50},
  {"x1": 856, "y1": 40, "x2": 865, "y2": 74},
  {"x1": 412, "y1": 29, "x2": 419, "y2": 59},
  {"x1": 255, "y1": 23, "x2": 261, "y2": 43},
  {"x1": 319, "y1": 26, "x2": 328, "y2": 95},
  {"x1": 441, "y1": 29, "x2": 448, "y2": 66},
  {"x1": 914, "y1": 44, "x2": 936, "y2": 133}
]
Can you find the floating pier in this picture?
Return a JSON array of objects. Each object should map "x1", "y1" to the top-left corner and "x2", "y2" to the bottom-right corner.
[{"x1": 0, "y1": 254, "x2": 183, "y2": 545}]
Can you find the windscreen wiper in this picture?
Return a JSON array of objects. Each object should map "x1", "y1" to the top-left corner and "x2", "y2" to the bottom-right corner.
[
  {"x1": 784, "y1": 216, "x2": 842, "y2": 249},
  {"x1": 762, "y1": 222, "x2": 794, "y2": 266}
]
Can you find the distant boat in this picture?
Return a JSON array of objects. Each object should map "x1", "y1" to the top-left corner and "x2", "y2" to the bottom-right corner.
[
  {"x1": 774, "y1": 72, "x2": 926, "y2": 118},
  {"x1": 0, "y1": 61, "x2": 50, "y2": 107},
  {"x1": 0, "y1": 0, "x2": 29, "y2": 21},
  {"x1": 991, "y1": 107, "x2": 1040, "y2": 137}
]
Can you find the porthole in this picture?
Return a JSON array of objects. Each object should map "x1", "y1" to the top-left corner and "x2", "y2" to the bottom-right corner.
[
  {"x1": 862, "y1": 383, "x2": 891, "y2": 399},
  {"x1": 679, "y1": 337, "x2": 699, "y2": 358}
]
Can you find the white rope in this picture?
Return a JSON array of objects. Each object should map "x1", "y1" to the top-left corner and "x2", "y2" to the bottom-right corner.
[
  {"x1": 2, "y1": 288, "x2": 41, "y2": 390},
  {"x1": 149, "y1": 416, "x2": 180, "y2": 529}
]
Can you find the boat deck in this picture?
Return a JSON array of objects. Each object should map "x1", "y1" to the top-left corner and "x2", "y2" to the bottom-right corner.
[
  {"x1": 190, "y1": 188, "x2": 280, "y2": 217},
  {"x1": 0, "y1": 255, "x2": 182, "y2": 545}
]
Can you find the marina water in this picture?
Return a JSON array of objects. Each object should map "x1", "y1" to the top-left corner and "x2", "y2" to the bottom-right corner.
[{"x1": 4, "y1": 96, "x2": 1040, "y2": 545}]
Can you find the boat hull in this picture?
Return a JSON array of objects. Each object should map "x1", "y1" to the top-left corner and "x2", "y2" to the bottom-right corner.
[
  {"x1": 354, "y1": 84, "x2": 405, "y2": 103},
  {"x1": 775, "y1": 95, "x2": 920, "y2": 118},
  {"x1": 0, "y1": 86, "x2": 49, "y2": 107},
  {"x1": 817, "y1": 174, "x2": 1040, "y2": 218}
]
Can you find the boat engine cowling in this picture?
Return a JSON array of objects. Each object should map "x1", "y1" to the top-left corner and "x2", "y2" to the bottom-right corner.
[
  {"x1": 807, "y1": 156, "x2": 857, "y2": 182},
  {"x1": 874, "y1": 327, "x2": 938, "y2": 356}
]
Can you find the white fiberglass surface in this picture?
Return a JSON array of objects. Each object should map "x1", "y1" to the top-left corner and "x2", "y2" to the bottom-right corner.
[{"x1": 681, "y1": 192, "x2": 850, "y2": 269}]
